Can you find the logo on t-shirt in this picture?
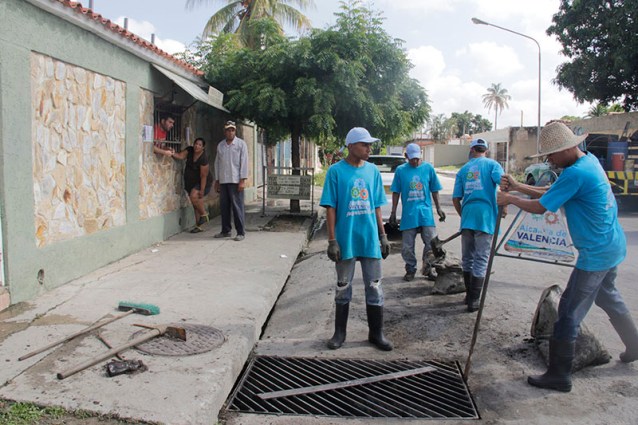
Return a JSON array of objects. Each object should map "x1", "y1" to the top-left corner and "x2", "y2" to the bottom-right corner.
[
  {"x1": 465, "y1": 167, "x2": 483, "y2": 193},
  {"x1": 407, "y1": 176, "x2": 425, "y2": 202},
  {"x1": 347, "y1": 178, "x2": 372, "y2": 217}
]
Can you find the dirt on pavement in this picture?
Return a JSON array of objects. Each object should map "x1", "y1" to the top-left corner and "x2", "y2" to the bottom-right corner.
[{"x1": 226, "y1": 209, "x2": 638, "y2": 425}]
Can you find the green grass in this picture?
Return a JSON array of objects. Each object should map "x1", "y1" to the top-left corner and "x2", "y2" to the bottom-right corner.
[
  {"x1": 0, "y1": 402, "x2": 65, "y2": 425},
  {"x1": 0, "y1": 399, "x2": 158, "y2": 424}
]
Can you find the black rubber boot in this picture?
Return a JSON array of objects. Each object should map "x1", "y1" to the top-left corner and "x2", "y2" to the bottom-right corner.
[
  {"x1": 467, "y1": 276, "x2": 484, "y2": 312},
  {"x1": 463, "y1": 271, "x2": 472, "y2": 305},
  {"x1": 366, "y1": 304, "x2": 393, "y2": 351},
  {"x1": 327, "y1": 303, "x2": 349, "y2": 349},
  {"x1": 528, "y1": 339, "x2": 575, "y2": 392},
  {"x1": 609, "y1": 313, "x2": 638, "y2": 363}
]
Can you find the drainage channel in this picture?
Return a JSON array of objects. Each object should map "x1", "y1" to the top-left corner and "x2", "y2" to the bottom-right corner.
[{"x1": 226, "y1": 355, "x2": 479, "y2": 419}]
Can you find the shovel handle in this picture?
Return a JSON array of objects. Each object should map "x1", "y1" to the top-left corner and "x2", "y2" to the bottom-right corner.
[
  {"x1": 18, "y1": 310, "x2": 135, "y2": 361},
  {"x1": 464, "y1": 206, "x2": 504, "y2": 380},
  {"x1": 439, "y1": 231, "x2": 462, "y2": 245},
  {"x1": 57, "y1": 328, "x2": 162, "y2": 380}
]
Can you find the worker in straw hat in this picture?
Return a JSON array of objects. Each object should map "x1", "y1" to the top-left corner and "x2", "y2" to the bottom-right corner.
[{"x1": 498, "y1": 121, "x2": 637, "y2": 393}]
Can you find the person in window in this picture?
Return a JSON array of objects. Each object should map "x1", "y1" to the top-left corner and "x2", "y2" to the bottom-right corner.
[
  {"x1": 154, "y1": 113, "x2": 175, "y2": 157},
  {"x1": 171, "y1": 137, "x2": 213, "y2": 233}
]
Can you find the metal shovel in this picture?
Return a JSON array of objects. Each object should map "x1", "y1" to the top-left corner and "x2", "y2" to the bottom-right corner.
[
  {"x1": 430, "y1": 231, "x2": 462, "y2": 259},
  {"x1": 57, "y1": 324, "x2": 186, "y2": 380}
]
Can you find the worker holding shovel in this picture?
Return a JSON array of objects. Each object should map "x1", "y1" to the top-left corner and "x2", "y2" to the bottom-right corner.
[
  {"x1": 389, "y1": 143, "x2": 445, "y2": 282},
  {"x1": 498, "y1": 121, "x2": 638, "y2": 393},
  {"x1": 452, "y1": 138, "x2": 504, "y2": 312}
]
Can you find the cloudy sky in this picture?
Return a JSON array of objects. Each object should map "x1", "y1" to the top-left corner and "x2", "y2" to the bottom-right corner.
[{"x1": 92, "y1": 0, "x2": 592, "y2": 129}]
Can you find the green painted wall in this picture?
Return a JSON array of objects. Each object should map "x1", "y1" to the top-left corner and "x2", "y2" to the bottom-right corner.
[{"x1": 0, "y1": 0, "x2": 228, "y2": 304}]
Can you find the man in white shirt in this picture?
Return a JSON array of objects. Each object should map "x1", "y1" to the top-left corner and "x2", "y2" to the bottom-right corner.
[{"x1": 213, "y1": 121, "x2": 249, "y2": 241}]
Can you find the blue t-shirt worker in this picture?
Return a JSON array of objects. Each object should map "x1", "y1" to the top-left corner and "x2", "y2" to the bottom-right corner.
[
  {"x1": 390, "y1": 143, "x2": 444, "y2": 281},
  {"x1": 498, "y1": 121, "x2": 636, "y2": 393},
  {"x1": 453, "y1": 138, "x2": 504, "y2": 312},
  {"x1": 320, "y1": 127, "x2": 393, "y2": 352}
]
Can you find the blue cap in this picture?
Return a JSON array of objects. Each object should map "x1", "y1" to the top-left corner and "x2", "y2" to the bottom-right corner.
[
  {"x1": 406, "y1": 143, "x2": 421, "y2": 159},
  {"x1": 470, "y1": 138, "x2": 488, "y2": 149},
  {"x1": 345, "y1": 127, "x2": 380, "y2": 145}
]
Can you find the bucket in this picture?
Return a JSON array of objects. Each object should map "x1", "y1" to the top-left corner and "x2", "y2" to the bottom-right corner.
[{"x1": 611, "y1": 152, "x2": 625, "y2": 171}]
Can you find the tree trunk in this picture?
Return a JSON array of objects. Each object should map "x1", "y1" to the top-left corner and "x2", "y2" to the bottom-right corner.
[
  {"x1": 290, "y1": 123, "x2": 301, "y2": 213},
  {"x1": 494, "y1": 108, "x2": 498, "y2": 130}
]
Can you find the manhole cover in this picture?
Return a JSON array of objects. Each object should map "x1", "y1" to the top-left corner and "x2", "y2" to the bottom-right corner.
[
  {"x1": 226, "y1": 356, "x2": 479, "y2": 419},
  {"x1": 130, "y1": 323, "x2": 225, "y2": 356}
]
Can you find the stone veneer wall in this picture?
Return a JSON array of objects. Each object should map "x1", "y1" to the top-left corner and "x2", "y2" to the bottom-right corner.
[
  {"x1": 138, "y1": 90, "x2": 184, "y2": 219},
  {"x1": 31, "y1": 53, "x2": 126, "y2": 247}
]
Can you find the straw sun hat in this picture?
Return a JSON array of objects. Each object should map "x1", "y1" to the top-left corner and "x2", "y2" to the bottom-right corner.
[{"x1": 531, "y1": 122, "x2": 587, "y2": 158}]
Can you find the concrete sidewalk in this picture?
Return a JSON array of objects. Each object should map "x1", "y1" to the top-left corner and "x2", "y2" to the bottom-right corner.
[{"x1": 0, "y1": 198, "x2": 317, "y2": 424}]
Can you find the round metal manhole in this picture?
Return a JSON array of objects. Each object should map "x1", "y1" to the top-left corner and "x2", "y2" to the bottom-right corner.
[{"x1": 130, "y1": 323, "x2": 225, "y2": 356}]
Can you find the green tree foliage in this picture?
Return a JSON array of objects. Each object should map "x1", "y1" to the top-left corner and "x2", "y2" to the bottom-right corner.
[
  {"x1": 201, "y1": 1, "x2": 429, "y2": 211},
  {"x1": 586, "y1": 102, "x2": 624, "y2": 118},
  {"x1": 547, "y1": 0, "x2": 638, "y2": 110},
  {"x1": 428, "y1": 114, "x2": 453, "y2": 143},
  {"x1": 203, "y1": 1, "x2": 429, "y2": 147},
  {"x1": 186, "y1": 0, "x2": 315, "y2": 47},
  {"x1": 587, "y1": 103, "x2": 609, "y2": 118},
  {"x1": 448, "y1": 111, "x2": 492, "y2": 137},
  {"x1": 482, "y1": 83, "x2": 511, "y2": 130}
]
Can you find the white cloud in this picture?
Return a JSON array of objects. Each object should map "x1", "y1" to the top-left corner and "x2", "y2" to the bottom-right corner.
[
  {"x1": 460, "y1": 42, "x2": 524, "y2": 78},
  {"x1": 407, "y1": 46, "x2": 446, "y2": 87},
  {"x1": 113, "y1": 17, "x2": 186, "y2": 54}
]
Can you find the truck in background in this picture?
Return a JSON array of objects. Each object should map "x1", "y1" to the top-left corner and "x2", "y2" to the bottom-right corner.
[{"x1": 523, "y1": 122, "x2": 638, "y2": 208}]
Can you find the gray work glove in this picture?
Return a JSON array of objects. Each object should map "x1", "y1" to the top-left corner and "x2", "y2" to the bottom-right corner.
[
  {"x1": 389, "y1": 212, "x2": 398, "y2": 227},
  {"x1": 438, "y1": 209, "x2": 446, "y2": 222},
  {"x1": 327, "y1": 239, "x2": 341, "y2": 262},
  {"x1": 380, "y1": 234, "x2": 390, "y2": 259}
]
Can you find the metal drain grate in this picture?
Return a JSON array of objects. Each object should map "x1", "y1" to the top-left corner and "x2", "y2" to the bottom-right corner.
[{"x1": 226, "y1": 356, "x2": 479, "y2": 419}]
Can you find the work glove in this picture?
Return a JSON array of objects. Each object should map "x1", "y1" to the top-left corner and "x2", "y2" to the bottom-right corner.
[
  {"x1": 438, "y1": 210, "x2": 446, "y2": 222},
  {"x1": 380, "y1": 234, "x2": 390, "y2": 259},
  {"x1": 327, "y1": 239, "x2": 341, "y2": 262},
  {"x1": 389, "y1": 212, "x2": 398, "y2": 227}
]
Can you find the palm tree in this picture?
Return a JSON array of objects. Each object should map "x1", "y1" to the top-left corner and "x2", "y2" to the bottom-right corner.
[
  {"x1": 186, "y1": 0, "x2": 315, "y2": 44},
  {"x1": 482, "y1": 83, "x2": 511, "y2": 130}
]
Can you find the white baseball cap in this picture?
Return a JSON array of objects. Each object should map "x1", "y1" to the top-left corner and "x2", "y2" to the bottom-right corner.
[{"x1": 345, "y1": 127, "x2": 380, "y2": 145}]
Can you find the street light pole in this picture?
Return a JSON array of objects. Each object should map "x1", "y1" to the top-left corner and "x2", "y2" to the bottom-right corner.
[{"x1": 472, "y1": 17, "x2": 541, "y2": 155}]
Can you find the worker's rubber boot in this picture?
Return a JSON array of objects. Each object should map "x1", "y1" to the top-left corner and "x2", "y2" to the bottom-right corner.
[
  {"x1": 327, "y1": 303, "x2": 349, "y2": 350},
  {"x1": 463, "y1": 271, "x2": 472, "y2": 305},
  {"x1": 528, "y1": 339, "x2": 575, "y2": 392},
  {"x1": 609, "y1": 313, "x2": 638, "y2": 363},
  {"x1": 467, "y1": 276, "x2": 484, "y2": 312},
  {"x1": 366, "y1": 304, "x2": 393, "y2": 351}
]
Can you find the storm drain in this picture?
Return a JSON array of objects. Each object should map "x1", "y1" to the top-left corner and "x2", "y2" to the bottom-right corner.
[
  {"x1": 130, "y1": 323, "x2": 225, "y2": 356},
  {"x1": 226, "y1": 356, "x2": 479, "y2": 419}
]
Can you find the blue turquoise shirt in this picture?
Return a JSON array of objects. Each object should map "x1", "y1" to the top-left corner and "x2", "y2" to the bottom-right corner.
[
  {"x1": 320, "y1": 160, "x2": 387, "y2": 260},
  {"x1": 540, "y1": 152, "x2": 626, "y2": 271},
  {"x1": 390, "y1": 162, "x2": 442, "y2": 230},
  {"x1": 453, "y1": 157, "x2": 504, "y2": 234}
]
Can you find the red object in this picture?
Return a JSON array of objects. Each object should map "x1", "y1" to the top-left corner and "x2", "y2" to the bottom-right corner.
[{"x1": 611, "y1": 152, "x2": 625, "y2": 171}]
